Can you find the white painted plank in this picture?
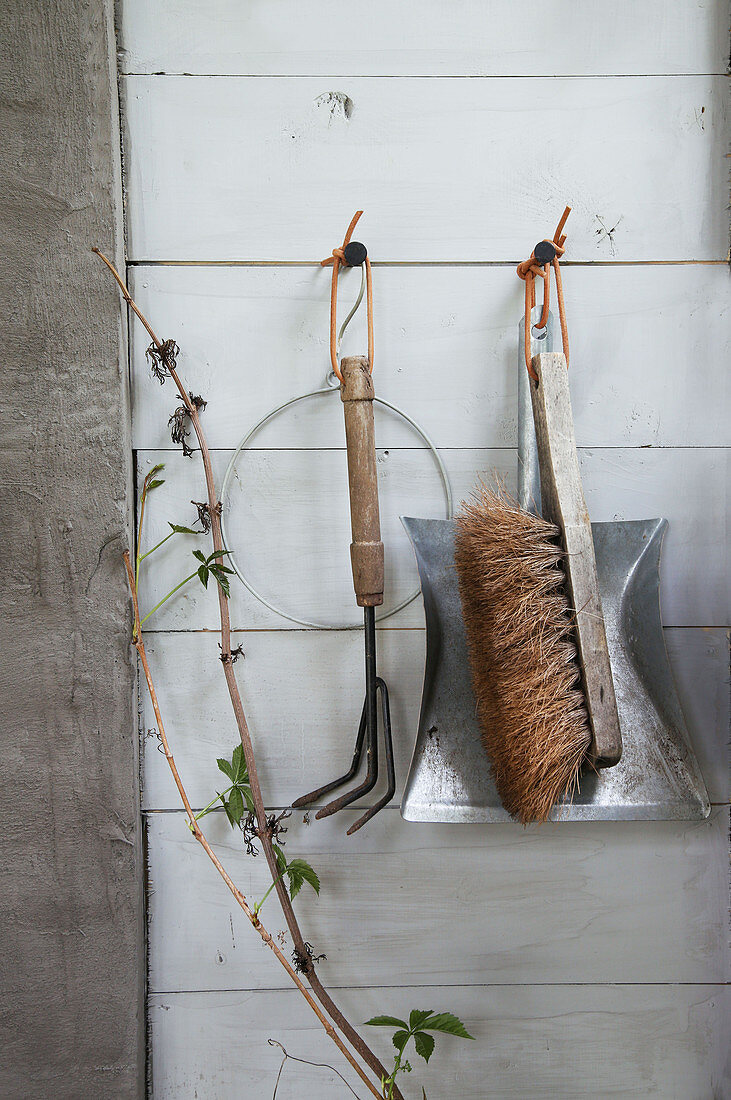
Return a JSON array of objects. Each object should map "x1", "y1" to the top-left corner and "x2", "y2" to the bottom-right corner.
[
  {"x1": 139, "y1": 628, "x2": 729, "y2": 810},
  {"x1": 145, "y1": 808, "x2": 729, "y2": 992},
  {"x1": 119, "y1": 0, "x2": 728, "y2": 77},
  {"x1": 122, "y1": 76, "x2": 727, "y2": 261},
  {"x1": 139, "y1": 627, "x2": 425, "y2": 812},
  {"x1": 149, "y1": 985, "x2": 729, "y2": 1100},
  {"x1": 134, "y1": 448, "x2": 511, "y2": 631},
  {"x1": 128, "y1": 264, "x2": 731, "y2": 451},
  {"x1": 134, "y1": 447, "x2": 729, "y2": 630}
]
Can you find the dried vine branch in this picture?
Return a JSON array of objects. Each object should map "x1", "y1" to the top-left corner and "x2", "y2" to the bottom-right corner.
[{"x1": 95, "y1": 249, "x2": 399, "y2": 1099}]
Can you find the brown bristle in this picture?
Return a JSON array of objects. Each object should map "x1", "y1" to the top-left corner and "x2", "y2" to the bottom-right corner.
[{"x1": 454, "y1": 484, "x2": 591, "y2": 824}]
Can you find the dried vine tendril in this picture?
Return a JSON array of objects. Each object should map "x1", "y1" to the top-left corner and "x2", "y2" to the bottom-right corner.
[
  {"x1": 268, "y1": 1039, "x2": 363, "y2": 1100},
  {"x1": 292, "y1": 941, "x2": 327, "y2": 974},
  {"x1": 145, "y1": 338, "x2": 180, "y2": 383}
]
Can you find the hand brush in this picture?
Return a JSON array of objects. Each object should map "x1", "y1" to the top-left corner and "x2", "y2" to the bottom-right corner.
[{"x1": 454, "y1": 210, "x2": 622, "y2": 823}]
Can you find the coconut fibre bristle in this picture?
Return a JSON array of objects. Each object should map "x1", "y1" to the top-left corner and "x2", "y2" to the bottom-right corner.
[{"x1": 454, "y1": 485, "x2": 591, "y2": 824}]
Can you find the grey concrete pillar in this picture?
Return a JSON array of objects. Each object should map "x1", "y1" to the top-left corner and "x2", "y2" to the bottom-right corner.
[{"x1": 0, "y1": 0, "x2": 143, "y2": 1095}]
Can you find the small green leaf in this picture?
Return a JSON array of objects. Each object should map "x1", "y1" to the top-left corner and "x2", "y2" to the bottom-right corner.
[
  {"x1": 221, "y1": 798, "x2": 238, "y2": 828},
  {"x1": 413, "y1": 1032, "x2": 435, "y2": 1064},
  {"x1": 197, "y1": 565, "x2": 209, "y2": 587},
  {"x1": 242, "y1": 786, "x2": 255, "y2": 812},
  {"x1": 409, "y1": 1009, "x2": 434, "y2": 1032},
  {"x1": 169, "y1": 523, "x2": 198, "y2": 534},
  {"x1": 391, "y1": 1031, "x2": 410, "y2": 1054},
  {"x1": 285, "y1": 858, "x2": 320, "y2": 901},
  {"x1": 231, "y1": 744, "x2": 244, "y2": 779},
  {"x1": 193, "y1": 549, "x2": 207, "y2": 563},
  {"x1": 206, "y1": 549, "x2": 232, "y2": 563},
  {"x1": 421, "y1": 1012, "x2": 475, "y2": 1040},
  {"x1": 364, "y1": 1016, "x2": 408, "y2": 1030},
  {"x1": 148, "y1": 463, "x2": 165, "y2": 477},
  {"x1": 273, "y1": 843, "x2": 287, "y2": 874},
  {"x1": 147, "y1": 479, "x2": 164, "y2": 491},
  {"x1": 217, "y1": 757, "x2": 235, "y2": 780},
  {"x1": 228, "y1": 786, "x2": 244, "y2": 824},
  {"x1": 211, "y1": 569, "x2": 230, "y2": 597}
]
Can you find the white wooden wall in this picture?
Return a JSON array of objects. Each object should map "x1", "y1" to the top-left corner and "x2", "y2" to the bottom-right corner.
[{"x1": 118, "y1": 4, "x2": 730, "y2": 1096}]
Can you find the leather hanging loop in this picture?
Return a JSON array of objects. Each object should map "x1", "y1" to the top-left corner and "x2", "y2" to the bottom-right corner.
[{"x1": 321, "y1": 211, "x2": 374, "y2": 382}]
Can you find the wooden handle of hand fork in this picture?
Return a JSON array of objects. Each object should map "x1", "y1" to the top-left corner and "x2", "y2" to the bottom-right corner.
[{"x1": 340, "y1": 356, "x2": 384, "y2": 607}]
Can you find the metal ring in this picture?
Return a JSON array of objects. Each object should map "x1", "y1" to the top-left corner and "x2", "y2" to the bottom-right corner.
[{"x1": 220, "y1": 386, "x2": 453, "y2": 630}]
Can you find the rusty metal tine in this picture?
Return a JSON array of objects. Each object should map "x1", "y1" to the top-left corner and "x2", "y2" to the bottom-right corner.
[
  {"x1": 314, "y1": 607, "x2": 380, "y2": 820},
  {"x1": 347, "y1": 678, "x2": 394, "y2": 835},
  {"x1": 292, "y1": 698, "x2": 368, "y2": 809},
  {"x1": 313, "y1": 694, "x2": 378, "y2": 818}
]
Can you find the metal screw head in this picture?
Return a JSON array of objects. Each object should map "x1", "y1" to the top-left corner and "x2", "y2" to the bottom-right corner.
[
  {"x1": 343, "y1": 240, "x2": 367, "y2": 267},
  {"x1": 533, "y1": 240, "x2": 556, "y2": 265}
]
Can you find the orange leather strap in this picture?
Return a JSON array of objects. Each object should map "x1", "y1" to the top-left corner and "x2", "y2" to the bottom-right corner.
[
  {"x1": 321, "y1": 211, "x2": 374, "y2": 382},
  {"x1": 517, "y1": 205, "x2": 571, "y2": 380}
]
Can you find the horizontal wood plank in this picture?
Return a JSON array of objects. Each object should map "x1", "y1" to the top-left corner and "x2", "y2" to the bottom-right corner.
[
  {"x1": 149, "y1": 985, "x2": 729, "y2": 1099},
  {"x1": 128, "y1": 264, "x2": 731, "y2": 451},
  {"x1": 119, "y1": 0, "x2": 728, "y2": 77},
  {"x1": 145, "y1": 807, "x2": 729, "y2": 992},
  {"x1": 122, "y1": 76, "x2": 728, "y2": 261},
  {"x1": 135, "y1": 447, "x2": 729, "y2": 630},
  {"x1": 139, "y1": 628, "x2": 728, "y2": 810}
]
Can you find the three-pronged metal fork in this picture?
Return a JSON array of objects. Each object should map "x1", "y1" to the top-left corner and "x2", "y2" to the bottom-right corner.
[{"x1": 292, "y1": 353, "x2": 395, "y2": 835}]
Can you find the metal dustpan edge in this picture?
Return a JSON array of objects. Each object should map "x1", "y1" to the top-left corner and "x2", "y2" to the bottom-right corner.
[{"x1": 399, "y1": 515, "x2": 710, "y2": 824}]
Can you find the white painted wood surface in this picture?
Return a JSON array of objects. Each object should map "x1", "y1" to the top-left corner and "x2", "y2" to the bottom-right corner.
[
  {"x1": 150, "y1": 986, "x2": 729, "y2": 1099},
  {"x1": 146, "y1": 808, "x2": 729, "y2": 992},
  {"x1": 120, "y1": 0, "x2": 730, "y2": 1093},
  {"x1": 122, "y1": 76, "x2": 728, "y2": 261},
  {"x1": 120, "y1": 0, "x2": 729, "y2": 77},
  {"x1": 135, "y1": 446, "x2": 729, "y2": 630},
  {"x1": 139, "y1": 628, "x2": 729, "y2": 810},
  {"x1": 128, "y1": 265, "x2": 731, "y2": 451}
]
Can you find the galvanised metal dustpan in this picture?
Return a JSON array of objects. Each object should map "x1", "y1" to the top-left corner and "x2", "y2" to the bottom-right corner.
[{"x1": 400, "y1": 312, "x2": 710, "y2": 823}]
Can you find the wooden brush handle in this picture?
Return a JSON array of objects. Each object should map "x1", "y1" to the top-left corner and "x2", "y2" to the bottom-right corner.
[
  {"x1": 340, "y1": 356, "x2": 384, "y2": 607},
  {"x1": 530, "y1": 352, "x2": 622, "y2": 768}
]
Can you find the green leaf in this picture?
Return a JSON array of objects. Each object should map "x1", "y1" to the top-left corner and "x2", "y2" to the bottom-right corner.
[
  {"x1": 228, "y1": 786, "x2": 244, "y2": 824},
  {"x1": 211, "y1": 569, "x2": 230, "y2": 597},
  {"x1": 193, "y1": 549, "x2": 207, "y2": 563},
  {"x1": 197, "y1": 565, "x2": 209, "y2": 587},
  {"x1": 413, "y1": 1032, "x2": 435, "y2": 1064},
  {"x1": 391, "y1": 1031, "x2": 410, "y2": 1055},
  {"x1": 148, "y1": 463, "x2": 165, "y2": 478},
  {"x1": 147, "y1": 479, "x2": 164, "y2": 491},
  {"x1": 242, "y1": 786, "x2": 255, "y2": 812},
  {"x1": 206, "y1": 549, "x2": 232, "y2": 563},
  {"x1": 231, "y1": 744, "x2": 244, "y2": 781},
  {"x1": 169, "y1": 523, "x2": 198, "y2": 534},
  {"x1": 221, "y1": 798, "x2": 238, "y2": 828},
  {"x1": 409, "y1": 1009, "x2": 434, "y2": 1032},
  {"x1": 285, "y1": 858, "x2": 320, "y2": 901},
  {"x1": 217, "y1": 757, "x2": 235, "y2": 781},
  {"x1": 364, "y1": 1016, "x2": 408, "y2": 1030},
  {"x1": 421, "y1": 1013, "x2": 475, "y2": 1040},
  {"x1": 273, "y1": 843, "x2": 287, "y2": 874}
]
